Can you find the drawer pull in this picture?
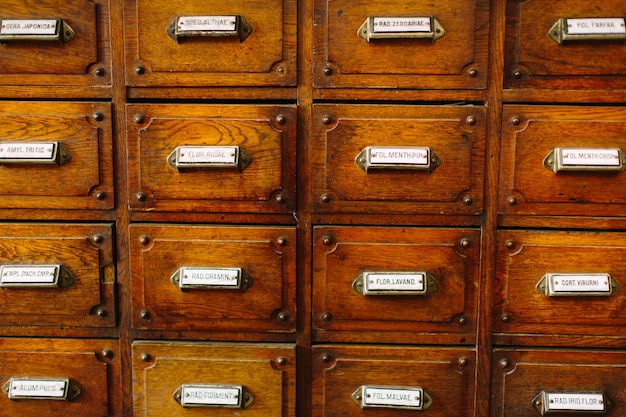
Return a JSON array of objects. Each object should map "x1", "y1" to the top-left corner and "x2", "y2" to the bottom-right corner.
[
  {"x1": 543, "y1": 147, "x2": 625, "y2": 173},
  {"x1": 352, "y1": 271, "x2": 438, "y2": 296},
  {"x1": 0, "y1": 141, "x2": 71, "y2": 166},
  {"x1": 352, "y1": 385, "x2": 432, "y2": 410},
  {"x1": 167, "y1": 145, "x2": 251, "y2": 172},
  {"x1": 173, "y1": 384, "x2": 253, "y2": 408},
  {"x1": 533, "y1": 391, "x2": 610, "y2": 415},
  {"x1": 358, "y1": 16, "x2": 445, "y2": 42},
  {"x1": 549, "y1": 17, "x2": 626, "y2": 44},
  {"x1": 170, "y1": 267, "x2": 252, "y2": 292},
  {"x1": 167, "y1": 15, "x2": 252, "y2": 44},
  {"x1": 0, "y1": 18, "x2": 75, "y2": 44},
  {"x1": 0, "y1": 264, "x2": 75, "y2": 289},
  {"x1": 2, "y1": 377, "x2": 81, "y2": 401},
  {"x1": 356, "y1": 146, "x2": 440, "y2": 173},
  {"x1": 536, "y1": 273, "x2": 617, "y2": 297}
]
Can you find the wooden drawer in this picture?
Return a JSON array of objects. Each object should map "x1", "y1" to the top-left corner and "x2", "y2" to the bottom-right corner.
[
  {"x1": 0, "y1": 223, "x2": 116, "y2": 329},
  {"x1": 127, "y1": 104, "x2": 296, "y2": 214},
  {"x1": 313, "y1": 226, "x2": 479, "y2": 344},
  {"x1": 313, "y1": 0, "x2": 489, "y2": 90},
  {"x1": 0, "y1": 101, "x2": 114, "y2": 211},
  {"x1": 494, "y1": 230, "x2": 626, "y2": 338},
  {"x1": 499, "y1": 105, "x2": 626, "y2": 217},
  {"x1": 0, "y1": 338, "x2": 120, "y2": 417},
  {"x1": 133, "y1": 341, "x2": 295, "y2": 416},
  {"x1": 312, "y1": 345, "x2": 475, "y2": 417},
  {"x1": 130, "y1": 224, "x2": 296, "y2": 334},
  {"x1": 124, "y1": 0, "x2": 296, "y2": 88},
  {"x1": 311, "y1": 105, "x2": 485, "y2": 215},
  {"x1": 0, "y1": 0, "x2": 111, "y2": 96},
  {"x1": 492, "y1": 349, "x2": 626, "y2": 417},
  {"x1": 505, "y1": 1, "x2": 626, "y2": 91}
]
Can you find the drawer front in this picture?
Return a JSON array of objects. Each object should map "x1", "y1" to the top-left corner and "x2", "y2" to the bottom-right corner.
[
  {"x1": 312, "y1": 345, "x2": 475, "y2": 417},
  {"x1": 495, "y1": 230, "x2": 626, "y2": 337},
  {"x1": 130, "y1": 224, "x2": 296, "y2": 333},
  {"x1": 0, "y1": 338, "x2": 120, "y2": 417},
  {"x1": 313, "y1": 227, "x2": 479, "y2": 341},
  {"x1": 499, "y1": 105, "x2": 626, "y2": 217},
  {"x1": 127, "y1": 104, "x2": 296, "y2": 213},
  {"x1": 313, "y1": 0, "x2": 489, "y2": 89},
  {"x1": 0, "y1": 101, "x2": 114, "y2": 210},
  {"x1": 0, "y1": 0, "x2": 111, "y2": 91},
  {"x1": 124, "y1": 0, "x2": 296, "y2": 87},
  {"x1": 505, "y1": 1, "x2": 626, "y2": 90},
  {"x1": 311, "y1": 105, "x2": 485, "y2": 215},
  {"x1": 133, "y1": 341, "x2": 295, "y2": 417},
  {"x1": 0, "y1": 223, "x2": 116, "y2": 328},
  {"x1": 492, "y1": 349, "x2": 626, "y2": 417}
]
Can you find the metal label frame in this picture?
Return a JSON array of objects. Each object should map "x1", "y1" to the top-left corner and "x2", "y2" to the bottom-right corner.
[
  {"x1": 0, "y1": 18, "x2": 75, "y2": 44},
  {"x1": 353, "y1": 271, "x2": 438, "y2": 296},
  {"x1": 167, "y1": 145, "x2": 251, "y2": 172},
  {"x1": 0, "y1": 141, "x2": 70, "y2": 166},
  {"x1": 170, "y1": 266, "x2": 252, "y2": 292},
  {"x1": 172, "y1": 384, "x2": 253, "y2": 408},
  {"x1": 358, "y1": 16, "x2": 445, "y2": 42},
  {"x1": 167, "y1": 15, "x2": 252, "y2": 43},
  {"x1": 0, "y1": 264, "x2": 75, "y2": 289},
  {"x1": 543, "y1": 148, "x2": 625, "y2": 173},
  {"x1": 532, "y1": 391, "x2": 609, "y2": 415},
  {"x1": 536, "y1": 273, "x2": 617, "y2": 297},
  {"x1": 355, "y1": 146, "x2": 440, "y2": 173},
  {"x1": 549, "y1": 17, "x2": 626, "y2": 44},
  {"x1": 352, "y1": 385, "x2": 432, "y2": 410},
  {"x1": 2, "y1": 377, "x2": 81, "y2": 401}
]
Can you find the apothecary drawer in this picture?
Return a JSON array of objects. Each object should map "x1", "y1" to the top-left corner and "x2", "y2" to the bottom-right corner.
[
  {"x1": 499, "y1": 105, "x2": 626, "y2": 217},
  {"x1": 0, "y1": 101, "x2": 114, "y2": 211},
  {"x1": 313, "y1": 226, "x2": 480, "y2": 344},
  {"x1": 0, "y1": 223, "x2": 116, "y2": 329},
  {"x1": 492, "y1": 348, "x2": 626, "y2": 416},
  {"x1": 0, "y1": 0, "x2": 111, "y2": 96},
  {"x1": 313, "y1": 0, "x2": 489, "y2": 90},
  {"x1": 495, "y1": 229, "x2": 626, "y2": 338},
  {"x1": 0, "y1": 338, "x2": 120, "y2": 417},
  {"x1": 312, "y1": 345, "x2": 476, "y2": 417},
  {"x1": 133, "y1": 341, "x2": 295, "y2": 416},
  {"x1": 124, "y1": 0, "x2": 296, "y2": 88},
  {"x1": 311, "y1": 104, "x2": 485, "y2": 216},
  {"x1": 127, "y1": 104, "x2": 296, "y2": 214},
  {"x1": 130, "y1": 224, "x2": 296, "y2": 334}
]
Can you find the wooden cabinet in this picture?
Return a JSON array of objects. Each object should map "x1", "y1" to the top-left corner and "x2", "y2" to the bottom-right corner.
[{"x1": 1, "y1": 0, "x2": 625, "y2": 416}]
